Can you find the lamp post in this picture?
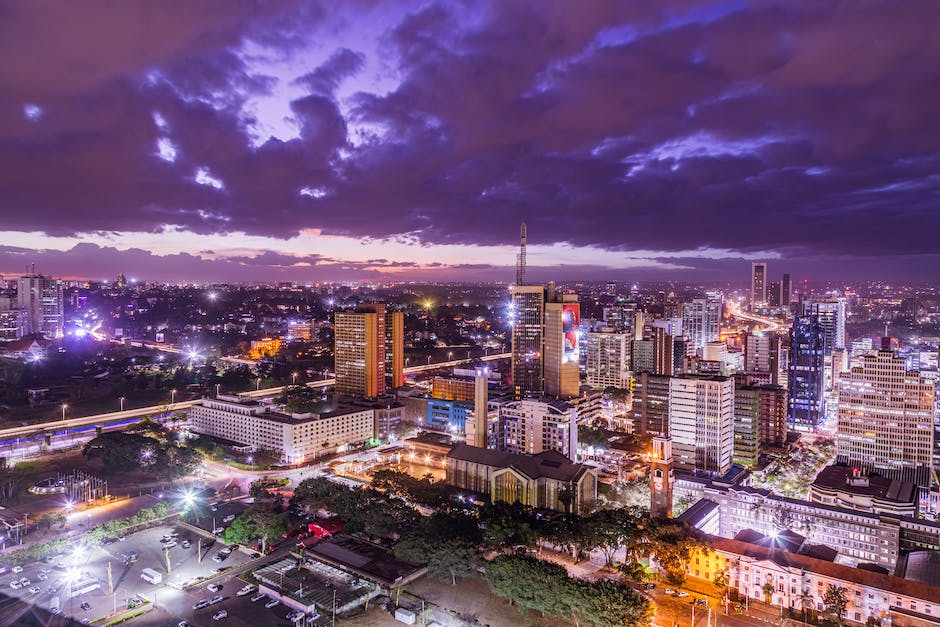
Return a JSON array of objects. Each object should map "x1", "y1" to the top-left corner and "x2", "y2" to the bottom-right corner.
[
  {"x1": 119, "y1": 396, "x2": 125, "y2": 412},
  {"x1": 427, "y1": 356, "x2": 431, "y2": 365},
  {"x1": 170, "y1": 389, "x2": 177, "y2": 405},
  {"x1": 61, "y1": 404, "x2": 68, "y2": 421},
  {"x1": 292, "y1": 372, "x2": 298, "y2": 384},
  {"x1": 216, "y1": 383, "x2": 221, "y2": 396},
  {"x1": 256, "y1": 378, "x2": 261, "y2": 391}
]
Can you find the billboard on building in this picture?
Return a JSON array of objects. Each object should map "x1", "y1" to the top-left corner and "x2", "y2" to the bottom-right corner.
[{"x1": 562, "y1": 304, "x2": 580, "y2": 363}]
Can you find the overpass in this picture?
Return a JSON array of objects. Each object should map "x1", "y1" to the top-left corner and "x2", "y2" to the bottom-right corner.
[
  {"x1": 726, "y1": 301, "x2": 786, "y2": 333},
  {"x1": 0, "y1": 352, "x2": 510, "y2": 449}
]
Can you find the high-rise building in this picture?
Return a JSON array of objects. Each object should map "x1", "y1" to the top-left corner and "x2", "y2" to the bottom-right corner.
[
  {"x1": 515, "y1": 222, "x2": 527, "y2": 286},
  {"x1": 631, "y1": 338, "x2": 655, "y2": 374},
  {"x1": 836, "y1": 351, "x2": 936, "y2": 488},
  {"x1": 733, "y1": 384, "x2": 787, "y2": 468},
  {"x1": 744, "y1": 332, "x2": 780, "y2": 383},
  {"x1": 788, "y1": 314, "x2": 826, "y2": 431},
  {"x1": 781, "y1": 273, "x2": 792, "y2": 305},
  {"x1": 0, "y1": 309, "x2": 29, "y2": 341},
  {"x1": 585, "y1": 331, "x2": 630, "y2": 389},
  {"x1": 510, "y1": 285, "x2": 545, "y2": 395},
  {"x1": 653, "y1": 327, "x2": 674, "y2": 376},
  {"x1": 650, "y1": 436, "x2": 674, "y2": 518},
  {"x1": 510, "y1": 282, "x2": 579, "y2": 399},
  {"x1": 681, "y1": 296, "x2": 722, "y2": 350},
  {"x1": 804, "y1": 298, "x2": 846, "y2": 353},
  {"x1": 751, "y1": 262, "x2": 767, "y2": 308},
  {"x1": 668, "y1": 375, "x2": 735, "y2": 475},
  {"x1": 631, "y1": 372, "x2": 671, "y2": 435},
  {"x1": 767, "y1": 281, "x2": 781, "y2": 307},
  {"x1": 544, "y1": 297, "x2": 580, "y2": 398},
  {"x1": 334, "y1": 303, "x2": 402, "y2": 397},
  {"x1": 603, "y1": 302, "x2": 640, "y2": 338},
  {"x1": 16, "y1": 274, "x2": 63, "y2": 338},
  {"x1": 498, "y1": 399, "x2": 578, "y2": 461}
]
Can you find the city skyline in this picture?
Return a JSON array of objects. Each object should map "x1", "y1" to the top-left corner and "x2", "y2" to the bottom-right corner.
[{"x1": 3, "y1": 1, "x2": 940, "y2": 283}]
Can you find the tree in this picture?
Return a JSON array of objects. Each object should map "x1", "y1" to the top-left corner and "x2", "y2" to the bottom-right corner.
[
  {"x1": 163, "y1": 446, "x2": 203, "y2": 479},
  {"x1": 253, "y1": 446, "x2": 280, "y2": 468},
  {"x1": 762, "y1": 581, "x2": 775, "y2": 604},
  {"x1": 396, "y1": 534, "x2": 480, "y2": 585},
  {"x1": 249, "y1": 477, "x2": 289, "y2": 500},
  {"x1": 648, "y1": 519, "x2": 708, "y2": 591},
  {"x1": 276, "y1": 385, "x2": 323, "y2": 413},
  {"x1": 569, "y1": 579, "x2": 652, "y2": 627},
  {"x1": 823, "y1": 585, "x2": 848, "y2": 625},
  {"x1": 83, "y1": 432, "x2": 162, "y2": 472},
  {"x1": 224, "y1": 508, "x2": 290, "y2": 551}
]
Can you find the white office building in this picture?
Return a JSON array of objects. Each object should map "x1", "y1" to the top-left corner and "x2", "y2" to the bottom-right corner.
[
  {"x1": 189, "y1": 395, "x2": 376, "y2": 465},
  {"x1": 668, "y1": 375, "x2": 735, "y2": 475},
  {"x1": 585, "y1": 331, "x2": 630, "y2": 389}
]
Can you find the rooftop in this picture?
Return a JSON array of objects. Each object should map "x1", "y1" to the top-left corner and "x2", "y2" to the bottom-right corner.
[
  {"x1": 307, "y1": 534, "x2": 425, "y2": 588},
  {"x1": 447, "y1": 444, "x2": 591, "y2": 483},
  {"x1": 812, "y1": 465, "x2": 916, "y2": 504}
]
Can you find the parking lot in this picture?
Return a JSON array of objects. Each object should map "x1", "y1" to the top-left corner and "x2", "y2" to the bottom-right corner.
[{"x1": 0, "y1": 516, "x2": 255, "y2": 625}]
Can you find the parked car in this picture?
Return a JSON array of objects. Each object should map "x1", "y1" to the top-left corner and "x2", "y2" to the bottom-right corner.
[
  {"x1": 223, "y1": 515, "x2": 235, "y2": 523},
  {"x1": 207, "y1": 584, "x2": 221, "y2": 593},
  {"x1": 644, "y1": 583, "x2": 656, "y2": 590},
  {"x1": 210, "y1": 595, "x2": 224, "y2": 605},
  {"x1": 193, "y1": 600, "x2": 210, "y2": 610},
  {"x1": 237, "y1": 585, "x2": 256, "y2": 597},
  {"x1": 265, "y1": 599, "x2": 280, "y2": 609},
  {"x1": 80, "y1": 602, "x2": 92, "y2": 610},
  {"x1": 28, "y1": 586, "x2": 40, "y2": 594},
  {"x1": 677, "y1": 591, "x2": 690, "y2": 598},
  {"x1": 219, "y1": 547, "x2": 232, "y2": 556},
  {"x1": 37, "y1": 573, "x2": 47, "y2": 581},
  {"x1": 212, "y1": 555, "x2": 223, "y2": 563},
  {"x1": 161, "y1": 540, "x2": 177, "y2": 549},
  {"x1": 9, "y1": 581, "x2": 22, "y2": 590},
  {"x1": 11, "y1": 566, "x2": 23, "y2": 574},
  {"x1": 212, "y1": 610, "x2": 228, "y2": 620},
  {"x1": 181, "y1": 540, "x2": 191, "y2": 548},
  {"x1": 664, "y1": 588, "x2": 675, "y2": 595},
  {"x1": 250, "y1": 593, "x2": 266, "y2": 603},
  {"x1": 694, "y1": 598, "x2": 708, "y2": 606}
]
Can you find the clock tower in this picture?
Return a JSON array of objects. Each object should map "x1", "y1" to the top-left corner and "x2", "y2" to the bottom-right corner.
[{"x1": 650, "y1": 436, "x2": 674, "y2": 518}]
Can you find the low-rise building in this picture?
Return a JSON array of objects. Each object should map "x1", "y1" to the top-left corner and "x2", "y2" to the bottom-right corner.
[
  {"x1": 689, "y1": 535, "x2": 940, "y2": 626},
  {"x1": 189, "y1": 395, "x2": 376, "y2": 464},
  {"x1": 446, "y1": 444, "x2": 597, "y2": 514},
  {"x1": 811, "y1": 465, "x2": 918, "y2": 518}
]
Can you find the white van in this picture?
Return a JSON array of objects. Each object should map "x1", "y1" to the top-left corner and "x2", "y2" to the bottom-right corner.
[{"x1": 140, "y1": 568, "x2": 163, "y2": 584}]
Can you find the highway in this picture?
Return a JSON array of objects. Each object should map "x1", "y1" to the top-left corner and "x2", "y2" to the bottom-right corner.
[
  {"x1": 726, "y1": 301, "x2": 785, "y2": 333},
  {"x1": 0, "y1": 352, "x2": 511, "y2": 442}
]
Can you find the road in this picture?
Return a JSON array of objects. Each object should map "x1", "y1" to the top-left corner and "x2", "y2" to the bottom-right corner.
[
  {"x1": 726, "y1": 301, "x2": 786, "y2": 333},
  {"x1": 0, "y1": 353, "x2": 510, "y2": 444}
]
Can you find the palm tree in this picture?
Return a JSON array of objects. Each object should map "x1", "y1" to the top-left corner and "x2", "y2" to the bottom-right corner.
[{"x1": 762, "y1": 581, "x2": 776, "y2": 605}]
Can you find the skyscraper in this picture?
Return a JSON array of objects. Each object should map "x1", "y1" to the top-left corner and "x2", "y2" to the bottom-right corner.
[
  {"x1": 804, "y1": 299, "x2": 846, "y2": 353},
  {"x1": 510, "y1": 285, "x2": 545, "y2": 395},
  {"x1": 585, "y1": 331, "x2": 630, "y2": 389},
  {"x1": 836, "y1": 351, "x2": 936, "y2": 488},
  {"x1": 781, "y1": 273, "x2": 792, "y2": 305},
  {"x1": 16, "y1": 273, "x2": 63, "y2": 338},
  {"x1": 515, "y1": 222, "x2": 527, "y2": 286},
  {"x1": 681, "y1": 295, "x2": 722, "y2": 350},
  {"x1": 653, "y1": 326, "x2": 674, "y2": 375},
  {"x1": 734, "y1": 384, "x2": 787, "y2": 468},
  {"x1": 543, "y1": 297, "x2": 580, "y2": 398},
  {"x1": 334, "y1": 303, "x2": 402, "y2": 397},
  {"x1": 631, "y1": 372, "x2": 670, "y2": 435},
  {"x1": 744, "y1": 332, "x2": 781, "y2": 383},
  {"x1": 751, "y1": 262, "x2": 767, "y2": 308},
  {"x1": 668, "y1": 375, "x2": 735, "y2": 475},
  {"x1": 788, "y1": 314, "x2": 826, "y2": 431}
]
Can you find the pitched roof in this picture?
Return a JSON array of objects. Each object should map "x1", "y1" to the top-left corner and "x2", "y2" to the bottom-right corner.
[
  {"x1": 447, "y1": 444, "x2": 591, "y2": 482},
  {"x1": 712, "y1": 536, "x2": 940, "y2": 605}
]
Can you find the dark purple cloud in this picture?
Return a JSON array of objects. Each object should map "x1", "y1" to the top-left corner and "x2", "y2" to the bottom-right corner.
[{"x1": 1, "y1": 0, "x2": 938, "y2": 279}]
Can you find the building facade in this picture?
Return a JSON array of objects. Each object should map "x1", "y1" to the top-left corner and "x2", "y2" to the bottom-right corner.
[
  {"x1": 334, "y1": 304, "x2": 403, "y2": 397},
  {"x1": 751, "y1": 262, "x2": 767, "y2": 308},
  {"x1": 585, "y1": 331, "x2": 630, "y2": 389},
  {"x1": 16, "y1": 274, "x2": 64, "y2": 338},
  {"x1": 498, "y1": 398, "x2": 577, "y2": 461},
  {"x1": 682, "y1": 296, "x2": 722, "y2": 351},
  {"x1": 836, "y1": 351, "x2": 936, "y2": 488},
  {"x1": 788, "y1": 314, "x2": 826, "y2": 431},
  {"x1": 668, "y1": 375, "x2": 735, "y2": 476}
]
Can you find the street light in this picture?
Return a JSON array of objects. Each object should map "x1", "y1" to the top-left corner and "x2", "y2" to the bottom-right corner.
[
  {"x1": 292, "y1": 372, "x2": 298, "y2": 384},
  {"x1": 171, "y1": 389, "x2": 177, "y2": 404},
  {"x1": 61, "y1": 404, "x2": 68, "y2": 421},
  {"x1": 256, "y1": 378, "x2": 261, "y2": 391},
  {"x1": 119, "y1": 396, "x2": 125, "y2": 412}
]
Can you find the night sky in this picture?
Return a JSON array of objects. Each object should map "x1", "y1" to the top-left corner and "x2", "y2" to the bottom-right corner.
[{"x1": 1, "y1": 1, "x2": 938, "y2": 283}]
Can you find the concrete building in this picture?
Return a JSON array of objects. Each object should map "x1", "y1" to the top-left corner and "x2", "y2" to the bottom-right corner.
[
  {"x1": 811, "y1": 465, "x2": 918, "y2": 518},
  {"x1": 653, "y1": 326, "x2": 674, "y2": 375},
  {"x1": 509, "y1": 285, "x2": 545, "y2": 395},
  {"x1": 745, "y1": 332, "x2": 781, "y2": 383},
  {"x1": 681, "y1": 295, "x2": 722, "y2": 350},
  {"x1": 631, "y1": 338, "x2": 655, "y2": 374},
  {"x1": 836, "y1": 350, "x2": 936, "y2": 488},
  {"x1": 544, "y1": 296, "x2": 580, "y2": 398},
  {"x1": 631, "y1": 372, "x2": 671, "y2": 436},
  {"x1": 498, "y1": 398, "x2": 577, "y2": 461},
  {"x1": 668, "y1": 375, "x2": 735, "y2": 476},
  {"x1": 688, "y1": 534, "x2": 940, "y2": 626},
  {"x1": 0, "y1": 309, "x2": 29, "y2": 341},
  {"x1": 734, "y1": 384, "x2": 787, "y2": 468},
  {"x1": 189, "y1": 395, "x2": 376, "y2": 464},
  {"x1": 16, "y1": 274, "x2": 64, "y2": 338},
  {"x1": 650, "y1": 436, "x2": 675, "y2": 518},
  {"x1": 585, "y1": 331, "x2": 630, "y2": 389},
  {"x1": 446, "y1": 444, "x2": 597, "y2": 514},
  {"x1": 334, "y1": 304, "x2": 403, "y2": 397},
  {"x1": 751, "y1": 262, "x2": 767, "y2": 308}
]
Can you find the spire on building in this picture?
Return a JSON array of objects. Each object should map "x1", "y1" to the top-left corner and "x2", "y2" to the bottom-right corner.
[{"x1": 515, "y1": 222, "x2": 527, "y2": 286}]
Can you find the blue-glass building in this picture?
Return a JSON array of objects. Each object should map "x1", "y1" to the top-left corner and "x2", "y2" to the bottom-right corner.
[
  {"x1": 788, "y1": 314, "x2": 826, "y2": 431},
  {"x1": 425, "y1": 398, "x2": 472, "y2": 434}
]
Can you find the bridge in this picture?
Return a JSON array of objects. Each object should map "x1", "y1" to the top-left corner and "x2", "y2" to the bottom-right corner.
[
  {"x1": 726, "y1": 301, "x2": 786, "y2": 333},
  {"x1": 0, "y1": 352, "x2": 511, "y2": 450}
]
